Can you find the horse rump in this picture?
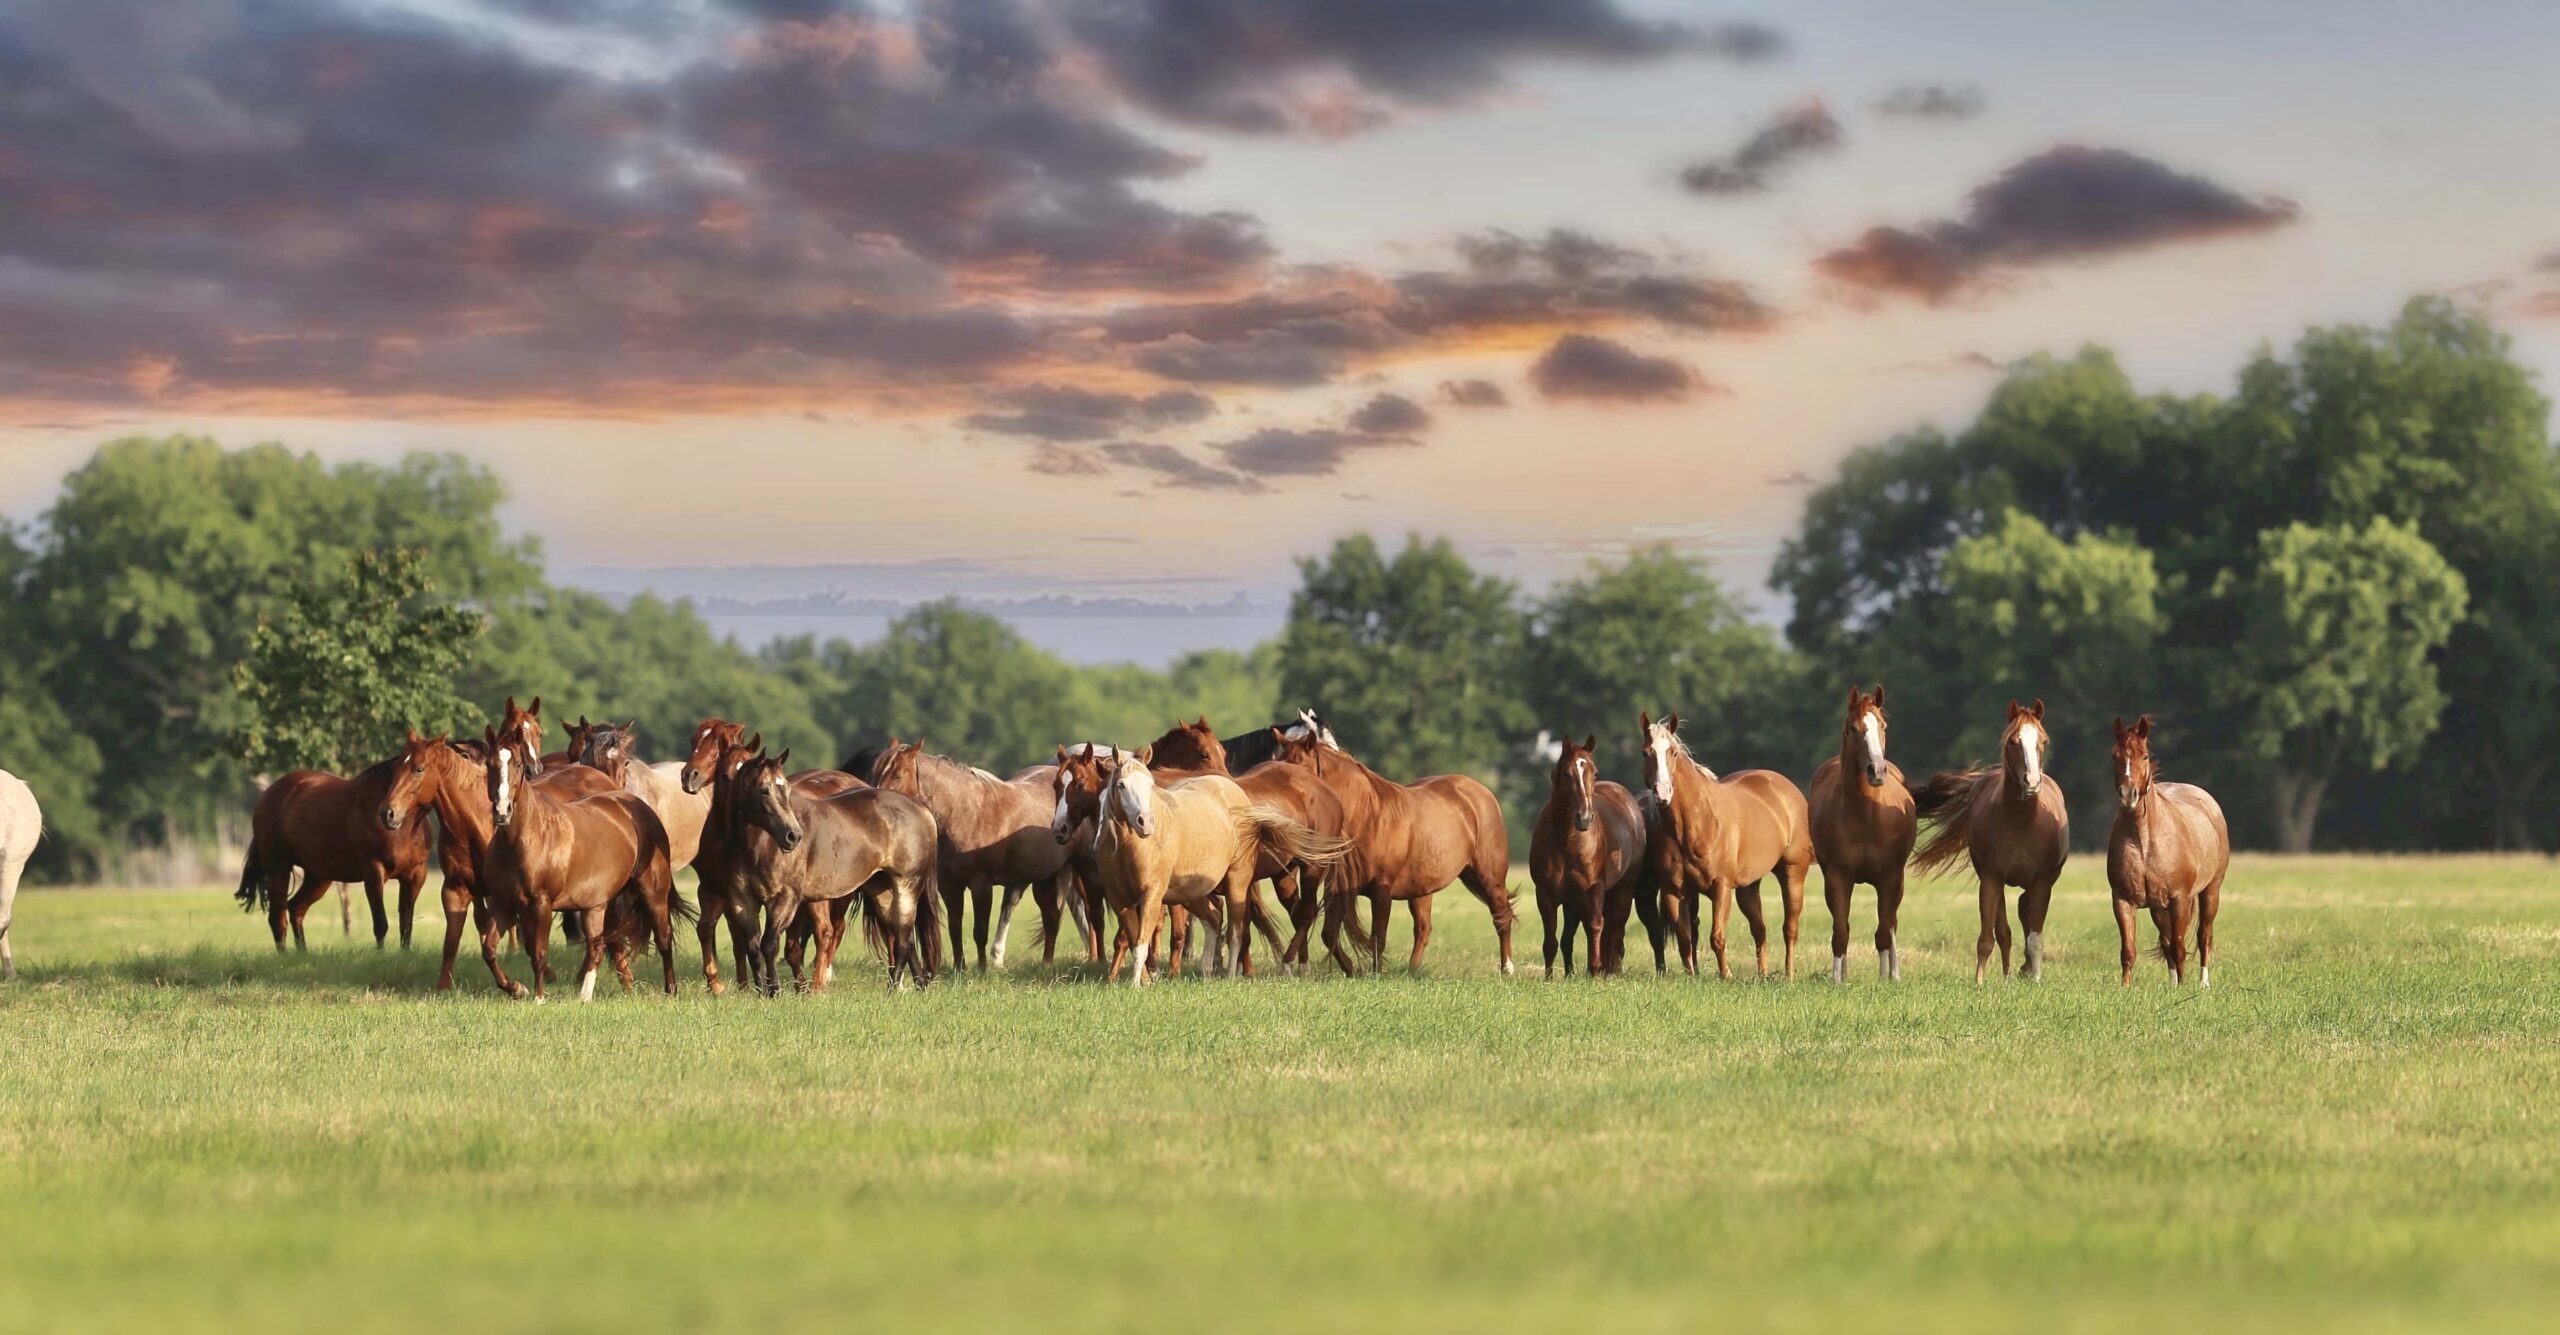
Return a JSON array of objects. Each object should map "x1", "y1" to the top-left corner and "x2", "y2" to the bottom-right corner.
[{"x1": 1910, "y1": 766, "x2": 1994, "y2": 878}]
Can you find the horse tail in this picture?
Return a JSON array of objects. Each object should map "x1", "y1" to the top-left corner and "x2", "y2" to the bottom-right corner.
[
  {"x1": 1910, "y1": 767, "x2": 1993, "y2": 879},
  {"x1": 668, "y1": 887, "x2": 700, "y2": 927},
  {"x1": 915, "y1": 839, "x2": 947, "y2": 981},
  {"x1": 234, "y1": 835, "x2": 266, "y2": 913},
  {"x1": 1229, "y1": 804, "x2": 1351, "y2": 884}
]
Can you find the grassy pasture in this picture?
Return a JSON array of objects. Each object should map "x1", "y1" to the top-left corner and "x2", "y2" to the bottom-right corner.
[{"x1": 3, "y1": 854, "x2": 2558, "y2": 1333}]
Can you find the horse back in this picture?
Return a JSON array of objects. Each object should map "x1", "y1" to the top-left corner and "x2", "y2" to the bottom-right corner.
[
  {"x1": 1236, "y1": 761, "x2": 1346, "y2": 834},
  {"x1": 1722, "y1": 769, "x2": 1811, "y2": 867}
]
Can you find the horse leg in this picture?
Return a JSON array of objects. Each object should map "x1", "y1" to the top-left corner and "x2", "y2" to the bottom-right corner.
[
  {"x1": 1734, "y1": 879, "x2": 1770, "y2": 979},
  {"x1": 1707, "y1": 883, "x2": 1735, "y2": 980},
  {"x1": 1457, "y1": 866, "x2": 1514, "y2": 976},
  {"x1": 696, "y1": 884, "x2": 727, "y2": 997},
  {"x1": 478, "y1": 907, "x2": 527, "y2": 999},
  {"x1": 266, "y1": 864, "x2": 297, "y2": 951},
  {"x1": 1973, "y1": 872, "x2": 2004, "y2": 985},
  {"x1": 940, "y1": 881, "x2": 967, "y2": 975},
  {"x1": 762, "y1": 899, "x2": 800, "y2": 997},
  {"x1": 527, "y1": 908, "x2": 555, "y2": 1003},
  {"x1": 809, "y1": 901, "x2": 841, "y2": 995},
  {"x1": 2196, "y1": 876, "x2": 2222, "y2": 988},
  {"x1": 2113, "y1": 896, "x2": 2140, "y2": 987},
  {"x1": 1638, "y1": 885, "x2": 1666, "y2": 974},
  {"x1": 288, "y1": 874, "x2": 332, "y2": 953},
  {"x1": 2159, "y1": 902, "x2": 2191, "y2": 984},
  {"x1": 1874, "y1": 872, "x2": 1906, "y2": 982},
  {"x1": 1779, "y1": 858, "x2": 1807, "y2": 979},
  {"x1": 1658, "y1": 889, "x2": 1690, "y2": 976},
  {"x1": 1245, "y1": 890, "x2": 1288, "y2": 978},
  {"x1": 363, "y1": 870, "x2": 390, "y2": 949},
  {"x1": 1406, "y1": 894, "x2": 1434, "y2": 972},
  {"x1": 1366, "y1": 890, "x2": 1392, "y2": 963},
  {"x1": 436, "y1": 883, "x2": 474, "y2": 991},
  {"x1": 1319, "y1": 886, "x2": 1364, "y2": 977},
  {"x1": 1130, "y1": 893, "x2": 1167, "y2": 990},
  {"x1": 1105, "y1": 904, "x2": 1139, "y2": 983},
  {"x1": 574, "y1": 907, "x2": 610, "y2": 1003},
  {"x1": 339, "y1": 882, "x2": 351, "y2": 939},
  {"x1": 1033, "y1": 878, "x2": 1063, "y2": 965},
  {"x1": 395, "y1": 874, "x2": 422, "y2": 951},
  {"x1": 968, "y1": 881, "x2": 994, "y2": 971},
  {"x1": 2018, "y1": 876, "x2": 2057, "y2": 981},
  {"x1": 726, "y1": 900, "x2": 764, "y2": 996},
  {"x1": 1820, "y1": 862, "x2": 1852, "y2": 983},
  {"x1": 1560, "y1": 894, "x2": 1582, "y2": 978},
  {"x1": 990, "y1": 882, "x2": 1026, "y2": 970},
  {"x1": 1538, "y1": 887, "x2": 1561, "y2": 979}
]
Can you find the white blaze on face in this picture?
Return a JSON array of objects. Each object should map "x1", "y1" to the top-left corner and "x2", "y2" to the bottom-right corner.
[
  {"x1": 2016, "y1": 721, "x2": 2043, "y2": 791},
  {"x1": 1646, "y1": 726, "x2": 1677, "y2": 803},
  {"x1": 494, "y1": 747, "x2": 513, "y2": 823},
  {"x1": 1053, "y1": 777, "x2": 1073, "y2": 836},
  {"x1": 1861, "y1": 712, "x2": 1885, "y2": 768}
]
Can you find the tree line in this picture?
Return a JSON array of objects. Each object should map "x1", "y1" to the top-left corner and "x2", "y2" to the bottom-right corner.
[{"x1": 1, "y1": 297, "x2": 2547, "y2": 879}]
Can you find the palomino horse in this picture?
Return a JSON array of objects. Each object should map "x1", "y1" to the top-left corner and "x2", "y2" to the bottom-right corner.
[
  {"x1": 1275, "y1": 739, "x2": 1513, "y2": 977},
  {"x1": 2106, "y1": 715, "x2": 2229, "y2": 987},
  {"x1": 869, "y1": 739, "x2": 1073, "y2": 972},
  {"x1": 235, "y1": 730, "x2": 440, "y2": 951},
  {"x1": 721, "y1": 747, "x2": 941, "y2": 993},
  {"x1": 679, "y1": 718, "x2": 865, "y2": 994},
  {"x1": 416, "y1": 735, "x2": 620, "y2": 990},
  {"x1": 0, "y1": 769, "x2": 40, "y2": 981},
  {"x1": 1530, "y1": 734, "x2": 1644, "y2": 977},
  {"x1": 571, "y1": 719, "x2": 712, "y2": 869},
  {"x1": 1808, "y1": 686, "x2": 1919, "y2": 982},
  {"x1": 1051, "y1": 741, "x2": 1291, "y2": 973},
  {"x1": 1087, "y1": 751, "x2": 1348, "y2": 986},
  {"x1": 474, "y1": 725, "x2": 683, "y2": 1001},
  {"x1": 1637, "y1": 711, "x2": 1814, "y2": 980},
  {"x1": 1913, "y1": 699, "x2": 2071, "y2": 982},
  {"x1": 1218, "y1": 709, "x2": 1338, "y2": 772}
]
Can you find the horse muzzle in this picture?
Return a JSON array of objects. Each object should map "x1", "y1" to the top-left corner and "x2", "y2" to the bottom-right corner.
[
  {"x1": 1573, "y1": 813, "x2": 1592, "y2": 832},
  {"x1": 379, "y1": 807, "x2": 402, "y2": 831},
  {"x1": 680, "y1": 768, "x2": 704, "y2": 795},
  {"x1": 1865, "y1": 767, "x2": 1886, "y2": 789}
]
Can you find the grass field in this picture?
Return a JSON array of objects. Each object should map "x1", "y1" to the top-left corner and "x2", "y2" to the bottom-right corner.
[{"x1": 4, "y1": 854, "x2": 2558, "y2": 1333}]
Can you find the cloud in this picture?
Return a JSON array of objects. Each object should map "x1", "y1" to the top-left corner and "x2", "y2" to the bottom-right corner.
[
  {"x1": 1874, "y1": 84, "x2": 1985, "y2": 120},
  {"x1": 1438, "y1": 378, "x2": 1509, "y2": 408},
  {"x1": 1528, "y1": 333, "x2": 1703, "y2": 403},
  {"x1": 1059, "y1": 1, "x2": 1784, "y2": 136},
  {"x1": 1216, "y1": 426, "x2": 1418, "y2": 477},
  {"x1": 1348, "y1": 391, "x2": 1431, "y2": 436},
  {"x1": 963, "y1": 383, "x2": 1216, "y2": 440},
  {"x1": 1101, "y1": 441, "x2": 1267, "y2": 492},
  {"x1": 1026, "y1": 443, "x2": 1111, "y2": 475},
  {"x1": 1679, "y1": 99, "x2": 1842, "y2": 195},
  {"x1": 1815, "y1": 145, "x2": 2301, "y2": 302}
]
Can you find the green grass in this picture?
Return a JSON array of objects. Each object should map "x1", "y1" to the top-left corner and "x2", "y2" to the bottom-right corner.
[{"x1": 5, "y1": 855, "x2": 2559, "y2": 1333}]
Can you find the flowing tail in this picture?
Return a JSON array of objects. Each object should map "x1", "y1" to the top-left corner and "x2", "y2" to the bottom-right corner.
[
  {"x1": 1229, "y1": 804, "x2": 1351, "y2": 884},
  {"x1": 1911, "y1": 767, "x2": 1995, "y2": 878},
  {"x1": 234, "y1": 836, "x2": 266, "y2": 913}
]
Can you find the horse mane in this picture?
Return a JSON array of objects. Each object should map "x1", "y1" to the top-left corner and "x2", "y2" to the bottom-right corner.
[
  {"x1": 1910, "y1": 766, "x2": 1993, "y2": 877},
  {"x1": 1660, "y1": 728, "x2": 1716, "y2": 783}
]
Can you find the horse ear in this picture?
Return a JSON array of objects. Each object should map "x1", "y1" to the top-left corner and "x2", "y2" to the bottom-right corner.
[
  {"x1": 1583, "y1": 733, "x2": 1597, "y2": 752},
  {"x1": 2030, "y1": 698, "x2": 2045, "y2": 721},
  {"x1": 1872, "y1": 683, "x2": 1885, "y2": 708},
  {"x1": 529, "y1": 696, "x2": 542, "y2": 715},
  {"x1": 746, "y1": 731, "x2": 763, "y2": 755},
  {"x1": 1638, "y1": 710, "x2": 1652, "y2": 733},
  {"x1": 1056, "y1": 745, "x2": 1069, "y2": 764},
  {"x1": 2008, "y1": 699, "x2": 2022, "y2": 719},
  {"x1": 1135, "y1": 744, "x2": 1154, "y2": 765},
  {"x1": 776, "y1": 748, "x2": 791, "y2": 768},
  {"x1": 2111, "y1": 716, "x2": 2127, "y2": 738},
  {"x1": 2135, "y1": 714, "x2": 2154, "y2": 738},
  {"x1": 1847, "y1": 685, "x2": 1861, "y2": 709},
  {"x1": 406, "y1": 725, "x2": 421, "y2": 744},
  {"x1": 1667, "y1": 712, "x2": 1681, "y2": 733},
  {"x1": 483, "y1": 724, "x2": 499, "y2": 748},
  {"x1": 623, "y1": 719, "x2": 637, "y2": 734}
]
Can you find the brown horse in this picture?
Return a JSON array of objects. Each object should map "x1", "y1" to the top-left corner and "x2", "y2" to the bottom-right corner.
[
  {"x1": 869, "y1": 739, "x2": 1074, "y2": 972},
  {"x1": 1086, "y1": 751, "x2": 1348, "y2": 986},
  {"x1": 1808, "y1": 686, "x2": 1920, "y2": 982},
  {"x1": 1276, "y1": 739, "x2": 1512, "y2": 977},
  {"x1": 416, "y1": 734, "x2": 621, "y2": 990},
  {"x1": 2106, "y1": 715, "x2": 2229, "y2": 987},
  {"x1": 1913, "y1": 699, "x2": 2072, "y2": 982},
  {"x1": 235, "y1": 730, "x2": 440, "y2": 951},
  {"x1": 571, "y1": 719, "x2": 712, "y2": 870},
  {"x1": 497, "y1": 696, "x2": 551, "y2": 776},
  {"x1": 1637, "y1": 711, "x2": 1814, "y2": 979},
  {"x1": 474, "y1": 724, "x2": 683, "y2": 1001},
  {"x1": 1530, "y1": 734, "x2": 1645, "y2": 977},
  {"x1": 722, "y1": 747, "x2": 942, "y2": 993},
  {"x1": 679, "y1": 718, "x2": 866, "y2": 994}
]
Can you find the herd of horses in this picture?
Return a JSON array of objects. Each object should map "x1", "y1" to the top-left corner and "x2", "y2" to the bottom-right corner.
[{"x1": 218, "y1": 688, "x2": 2232, "y2": 999}]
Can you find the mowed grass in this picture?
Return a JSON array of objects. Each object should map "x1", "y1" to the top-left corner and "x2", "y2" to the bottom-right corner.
[{"x1": 4, "y1": 856, "x2": 2559, "y2": 1334}]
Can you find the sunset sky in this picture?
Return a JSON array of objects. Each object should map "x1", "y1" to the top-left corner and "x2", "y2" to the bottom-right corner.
[{"x1": 4, "y1": 0, "x2": 2557, "y2": 660}]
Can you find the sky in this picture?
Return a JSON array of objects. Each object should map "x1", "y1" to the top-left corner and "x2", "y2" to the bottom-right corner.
[{"x1": 3, "y1": 0, "x2": 2557, "y2": 662}]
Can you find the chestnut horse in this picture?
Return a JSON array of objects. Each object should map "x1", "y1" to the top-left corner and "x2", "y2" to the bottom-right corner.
[
  {"x1": 869, "y1": 739, "x2": 1073, "y2": 972},
  {"x1": 679, "y1": 718, "x2": 865, "y2": 994},
  {"x1": 416, "y1": 734, "x2": 620, "y2": 990},
  {"x1": 235, "y1": 731, "x2": 439, "y2": 951},
  {"x1": 571, "y1": 719, "x2": 712, "y2": 870},
  {"x1": 1530, "y1": 734, "x2": 1644, "y2": 977},
  {"x1": 722, "y1": 747, "x2": 942, "y2": 993},
  {"x1": 1808, "y1": 686, "x2": 1919, "y2": 982},
  {"x1": 2106, "y1": 715, "x2": 2229, "y2": 987},
  {"x1": 1275, "y1": 740, "x2": 1513, "y2": 977},
  {"x1": 1087, "y1": 751, "x2": 1348, "y2": 986},
  {"x1": 1637, "y1": 711, "x2": 1813, "y2": 979},
  {"x1": 474, "y1": 725, "x2": 683, "y2": 1001},
  {"x1": 1913, "y1": 699, "x2": 2071, "y2": 982}
]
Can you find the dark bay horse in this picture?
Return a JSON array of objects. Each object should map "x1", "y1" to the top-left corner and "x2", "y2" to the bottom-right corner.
[
  {"x1": 2106, "y1": 715, "x2": 2229, "y2": 987},
  {"x1": 1530, "y1": 734, "x2": 1644, "y2": 977},
  {"x1": 236, "y1": 730, "x2": 440, "y2": 951},
  {"x1": 1638, "y1": 711, "x2": 1813, "y2": 979},
  {"x1": 1808, "y1": 686, "x2": 1919, "y2": 982},
  {"x1": 680, "y1": 718, "x2": 865, "y2": 995},
  {"x1": 722, "y1": 747, "x2": 942, "y2": 992},
  {"x1": 1914, "y1": 699, "x2": 2071, "y2": 982},
  {"x1": 474, "y1": 725, "x2": 684, "y2": 1001},
  {"x1": 1276, "y1": 739, "x2": 1512, "y2": 977},
  {"x1": 1219, "y1": 709, "x2": 1338, "y2": 772},
  {"x1": 869, "y1": 739, "x2": 1074, "y2": 972}
]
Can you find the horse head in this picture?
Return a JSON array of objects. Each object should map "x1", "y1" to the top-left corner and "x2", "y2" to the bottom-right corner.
[
  {"x1": 1639, "y1": 711, "x2": 1686, "y2": 804},
  {"x1": 480, "y1": 724, "x2": 527, "y2": 829},
  {"x1": 1100, "y1": 746, "x2": 1158, "y2": 839},
  {"x1": 1289, "y1": 708, "x2": 1340, "y2": 752},
  {"x1": 1552, "y1": 733, "x2": 1599, "y2": 832},
  {"x1": 499, "y1": 695, "x2": 547, "y2": 777},
  {"x1": 1269, "y1": 726, "x2": 1327, "y2": 775},
  {"x1": 2111, "y1": 713, "x2": 2154, "y2": 811},
  {"x1": 1147, "y1": 716, "x2": 1228, "y2": 774},
  {"x1": 1052, "y1": 743, "x2": 1115, "y2": 844},
  {"x1": 2006, "y1": 699, "x2": 2049, "y2": 800},
  {"x1": 873, "y1": 738, "x2": 923, "y2": 796},
  {"x1": 1845, "y1": 686, "x2": 1889, "y2": 789},
  {"x1": 737, "y1": 748, "x2": 803, "y2": 853},
  {"x1": 681, "y1": 718, "x2": 745, "y2": 795},
  {"x1": 381, "y1": 727, "x2": 446, "y2": 832}
]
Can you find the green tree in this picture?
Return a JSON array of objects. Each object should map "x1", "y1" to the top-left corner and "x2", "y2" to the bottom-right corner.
[
  {"x1": 2216, "y1": 519, "x2": 2468, "y2": 852},
  {"x1": 1277, "y1": 534, "x2": 1527, "y2": 782},
  {"x1": 814, "y1": 601, "x2": 1074, "y2": 769},
  {"x1": 1521, "y1": 547, "x2": 1809, "y2": 781},
  {"x1": 231, "y1": 549, "x2": 482, "y2": 776}
]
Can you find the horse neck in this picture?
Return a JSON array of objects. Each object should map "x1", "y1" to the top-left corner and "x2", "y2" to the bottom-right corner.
[
  {"x1": 426, "y1": 759, "x2": 493, "y2": 858},
  {"x1": 1662, "y1": 761, "x2": 1726, "y2": 830}
]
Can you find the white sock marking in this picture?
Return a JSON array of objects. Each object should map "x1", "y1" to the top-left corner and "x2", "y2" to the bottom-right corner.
[{"x1": 1830, "y1": 954, "x2": 1846, "y2": 983}]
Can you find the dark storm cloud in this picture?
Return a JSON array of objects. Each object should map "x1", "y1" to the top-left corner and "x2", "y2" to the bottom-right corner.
[
  {"x1": 1059, "y1": 1, "x2": 1784, "y2": 135},
  {"x1": 1679, "y1": 99, "x2": 1842, "y2": 195},
  {"x1": 1438, "y1": 379, "x2": 1509, "y2": 407},
  {"x1": 1816, "y1": 145, "x2": 2301, "y2": 302},
  {"x1": 1348, "y1": 391, "x2": 1431, "y2": 436},
  {"x1": 1874, "y1": 83, "x2": 1984, "y2": 120},
  {"x1": 1528, "y1": 333, "x2": 1701, "y2": 402},
  {"x1": 962, "y1": 383, "x2": 1216, "y2": 440},
  {"x1": 1102, "y1": 441, "x2": 1269, "y2": 492}
]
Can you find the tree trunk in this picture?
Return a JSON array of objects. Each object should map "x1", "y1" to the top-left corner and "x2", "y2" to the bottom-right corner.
[{"x1": 2269, "y1": 767, "x2": 2327, "y2": 854}]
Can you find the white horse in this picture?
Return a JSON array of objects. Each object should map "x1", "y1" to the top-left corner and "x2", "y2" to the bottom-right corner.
[{"x1": 0, "y1": 770, "x2": 40, "y2": 980}]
